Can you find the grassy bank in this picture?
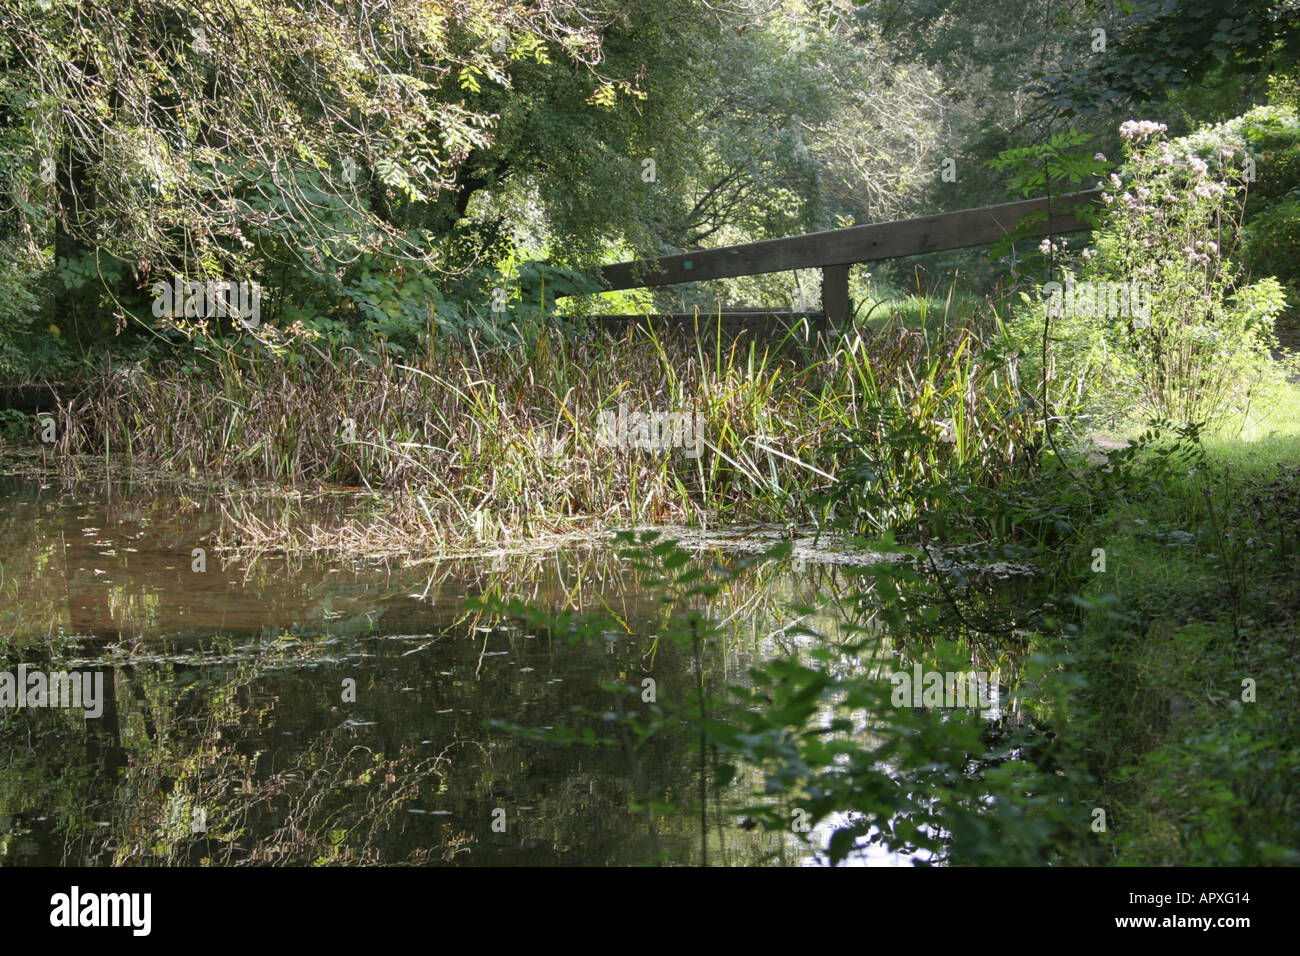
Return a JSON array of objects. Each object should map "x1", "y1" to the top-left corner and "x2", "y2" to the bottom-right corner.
[{"x1": 1065, "y1": 387, "x2": 1300, "y2": 863}]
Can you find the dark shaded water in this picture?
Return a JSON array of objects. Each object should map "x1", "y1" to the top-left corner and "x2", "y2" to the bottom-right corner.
[{"x1": 0, "y1": 474, "x2": 903, "y2": 866}]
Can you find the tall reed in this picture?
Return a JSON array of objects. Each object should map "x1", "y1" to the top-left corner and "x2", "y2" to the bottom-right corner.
[{"x1": 49, "y1": 300, "x2": 1041, "y2": 548}]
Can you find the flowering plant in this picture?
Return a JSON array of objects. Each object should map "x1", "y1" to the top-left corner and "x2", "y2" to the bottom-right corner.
[{"x1": 1080, "y1": 120, "x2": 1289, "y2": 429}]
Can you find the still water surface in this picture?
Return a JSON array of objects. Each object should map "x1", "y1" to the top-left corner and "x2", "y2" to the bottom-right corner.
[{"x1": 0, "y1": 474, "x2": 912, "y2": 866}]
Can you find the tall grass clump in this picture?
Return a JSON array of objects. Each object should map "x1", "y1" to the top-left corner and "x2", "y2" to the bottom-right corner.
[{"x1": 45, "y1": 298, "x2": 1039, "y2": 548}]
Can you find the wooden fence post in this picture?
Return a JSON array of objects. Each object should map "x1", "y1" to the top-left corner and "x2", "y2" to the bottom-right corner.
[{"x1": 822, "y1": 263, "x2": 850, "y2": 340}]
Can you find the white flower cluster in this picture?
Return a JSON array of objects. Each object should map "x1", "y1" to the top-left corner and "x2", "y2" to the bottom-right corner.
[
  {"x1": 1119, "y1": 120, "x2": 1168, "y2": 142},
  {"x1": 1180, "y1": 239, "x2": 1220, "y2": 266}
]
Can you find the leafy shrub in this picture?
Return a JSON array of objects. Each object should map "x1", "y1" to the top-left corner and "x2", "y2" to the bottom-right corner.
[
  {"x1": 1075, "y1": 119, "x2": 1289, "y2": 429},
  {"x1": 0, "y1": 246, "x2": 46, "y2": 379},
  {"x1": 0, "y1": 407, "x2": 34, "y2": 440},
  {"x1": 1242, "y1": 199, "x2": 1300, "y2": 308},
  {"x1": 1172, "y1": 105, "x2": 1300, "y2": 308}
]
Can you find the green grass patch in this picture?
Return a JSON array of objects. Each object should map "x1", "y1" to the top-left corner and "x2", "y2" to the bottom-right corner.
[{"x1": 1068, "y1": 383, "x2": 1300, "y2": 863}]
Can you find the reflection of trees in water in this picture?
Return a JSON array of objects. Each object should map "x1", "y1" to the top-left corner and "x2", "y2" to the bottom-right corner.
[
  {"x1": 0, "y1": 477, "x2": 867, "y2": 865},
  {"x1": 4, "y1": 655, "x2": 489, "y2": 865},
  {"x1": 3, "y1": 618, "x2": 751, "y2": 865}
]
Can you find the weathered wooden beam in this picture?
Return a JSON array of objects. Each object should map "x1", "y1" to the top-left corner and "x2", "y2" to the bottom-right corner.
[
  {"x1": 581, "y1": 310, "x2": 820, "y2": 334},
  {"x1": 584, "y1": 310, "x2": 816, "y2": 322},
  {"x1": 585, "y1": 190, "x2": 1102, "y2": 294},
  {"x1": 579, "y1": 311, "x2": 823, "y2": 348}
]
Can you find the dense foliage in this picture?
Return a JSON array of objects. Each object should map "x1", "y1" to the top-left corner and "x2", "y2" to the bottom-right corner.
[{"x1": 1, "y1": 0, "x2": 1298, "y2": 867}]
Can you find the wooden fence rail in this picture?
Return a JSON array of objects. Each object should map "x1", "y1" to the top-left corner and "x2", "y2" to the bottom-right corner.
[{"x1": 560, "y1": 189, "x2": 1103, "y2": 333}]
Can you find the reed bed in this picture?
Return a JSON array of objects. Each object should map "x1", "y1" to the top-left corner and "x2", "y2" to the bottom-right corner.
[{"x1": 45, "y1": 304, "x2": 1042, "y2": 551}]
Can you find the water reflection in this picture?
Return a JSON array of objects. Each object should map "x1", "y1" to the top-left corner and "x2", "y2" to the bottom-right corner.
[{"x1": 0, "y1": 475, "x2": 891, "y2": 866}]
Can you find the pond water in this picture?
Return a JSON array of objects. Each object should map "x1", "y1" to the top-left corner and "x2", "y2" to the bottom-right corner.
[{"x1": 0, "y1": 472, "x2": 927, "y2": 866}]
